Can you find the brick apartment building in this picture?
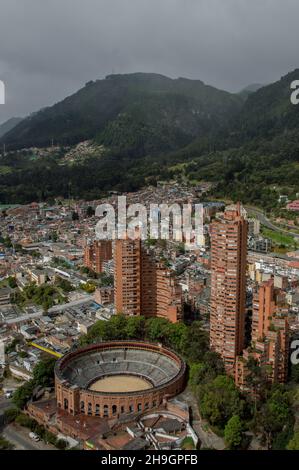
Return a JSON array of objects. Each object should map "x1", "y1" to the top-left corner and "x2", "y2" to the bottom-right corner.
[
  {"x1": 84, "y1": 240, "x2": 112, "y2": 274},
  {"x1": 235, "y1": 278, "x2": 289, "y2": 388},
  {"x1": 114, "y1": 238, "x2": 182, "y2": 322},
  {"x1": 286, "y1": 200, "x2": 299, "y2": 212},
  {"x1": 209, "y1": 204, "x2": 248, "y2": 372},
  {"x1": 114, "y1": 238, "x2": 142, "y2": 317},
  {"x1": 209, "y1": 204, "x2": 289, "y2": 387}
]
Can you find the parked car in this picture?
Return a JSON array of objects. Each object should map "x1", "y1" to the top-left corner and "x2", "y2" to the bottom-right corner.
[{"x1": 29, "y1": 432, "x2": 40, "y2": 442}]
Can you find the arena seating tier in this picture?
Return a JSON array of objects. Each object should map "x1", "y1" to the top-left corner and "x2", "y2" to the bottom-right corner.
[{"x1": 60, "y1": 347, "x2": 181, "y2": 390}]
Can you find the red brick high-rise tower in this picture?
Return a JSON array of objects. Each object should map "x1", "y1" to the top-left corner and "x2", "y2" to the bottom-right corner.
[
  {"x1": 114, "y1": 238, "x2": 142, "y2": 317},
  {"x1": 210, "y1": 204, "x2": 248, "y2": 371},
  {"x1": 84, "y1": 240, "x2": 112, "y2": 274},
  {"x1": 252, "y1": 278, "x2": 276, "y2": 344},
  {"x1": 114, "y1": 239, "x2": 182, "y2": 322},
  {"x1": 235, "y1": 278, "x2": 289, "y2": 388}
]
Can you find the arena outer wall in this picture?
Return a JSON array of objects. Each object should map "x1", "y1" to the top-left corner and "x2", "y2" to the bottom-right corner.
[{"x1": 54, "y1": 341, "x2": 187, "y2": 419}]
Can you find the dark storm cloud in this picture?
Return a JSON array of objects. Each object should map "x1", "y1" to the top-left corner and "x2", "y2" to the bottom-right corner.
[{"x1": 0, "y1": 0, "x2": 299, "y2": 123}]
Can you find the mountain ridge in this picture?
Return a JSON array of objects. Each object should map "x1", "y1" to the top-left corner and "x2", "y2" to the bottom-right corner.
[
  {"x1": 0, "y1": 117, "x2": 23, "y2": 139},
  {"x1": 0, "y1": 69, "x2": 298, "y2": 207},
  {"x1": 0, "y1": 72, "x2": 243, "y2": 154}
]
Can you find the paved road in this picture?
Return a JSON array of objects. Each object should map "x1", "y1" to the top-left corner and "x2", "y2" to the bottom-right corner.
[
  {"x1": 0, "y1": 397, "x2": 12, "y2": 412},
  {"x1": 3, "y1": 424, "x2": 56, "y2": 450},
  {"x1": 246, "y1": 207, "x2": 299, "y2": 240},
  {"x1": 177, "y1": 387, "x2": 225, "y2": 450},
  {"x1": 47, "y1": 294, "x2": 92, "y2": 313}
]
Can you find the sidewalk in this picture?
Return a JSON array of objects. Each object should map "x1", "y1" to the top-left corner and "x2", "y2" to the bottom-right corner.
[{"x1": 177, "y1": 386, "x2": 226, "y2": 450}]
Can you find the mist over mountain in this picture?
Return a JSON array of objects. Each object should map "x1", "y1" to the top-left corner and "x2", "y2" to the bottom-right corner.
[
  {"x1": 238, "y1": 83, "x2": 266, "y2": 100},
  {"x1": 0, "y1": 69, "x2": 298, "y2": 207},
  {"x1": 234, "y1": 69, "x2": 299, "y2": 139},
  {"x1": 0, "y1": 117, "x2": 23, "y2": 139},
  {"x1": 0, "y1": 73, "x2": 242, "y2": 155}
]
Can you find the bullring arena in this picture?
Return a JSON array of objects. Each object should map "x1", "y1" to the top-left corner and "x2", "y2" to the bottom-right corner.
[{"x1": 55, "y1": 341, "x2": 186, "y2": 419}]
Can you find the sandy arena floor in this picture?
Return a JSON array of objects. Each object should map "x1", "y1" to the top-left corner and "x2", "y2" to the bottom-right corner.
[{"x1": 89, "y1": 375, "x2": 153, "y2": 392}]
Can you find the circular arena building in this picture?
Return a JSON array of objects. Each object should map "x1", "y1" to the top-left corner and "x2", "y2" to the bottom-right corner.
[{"x1": 55, "y1": 341, "x2": 186, "y2": 419}]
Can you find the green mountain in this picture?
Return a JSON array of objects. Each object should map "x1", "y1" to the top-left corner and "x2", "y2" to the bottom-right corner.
[
  {"x1": 163, "y1": 69, "x2": 299, "y2": 209},
  {"x1": 0, "y1": 70, "x2": 298, "y2": 208},
  {"x1": 235, "y1": 69, "x2": 299, "y2": 140},
  {"x1": 238, "y1": 83, "x2": 265, "y2": 99},
  {"x1": 0, "y1": 117, "x2": 23, "y2": 139},
  {"x1": 0, "y1": 73, "x2": 242, "y2": 154}
]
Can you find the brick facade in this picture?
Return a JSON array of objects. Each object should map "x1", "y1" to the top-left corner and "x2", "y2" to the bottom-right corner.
[{"x1": 55, "y1": 342, "x2": 186, "y2": 420}]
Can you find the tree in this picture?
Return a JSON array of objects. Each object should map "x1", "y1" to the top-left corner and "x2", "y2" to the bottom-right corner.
[
  {"x1": 13, "y1": 357, "x2": 56, "y2": 410},
  {"x1": 145, "y1": 317, "x2": 171, "y2": 343},
  {"x1": 7, "y1": 276, "x2": 17, "y2": 288},
  {"x1": 104, "y1": 315, "x2": 128, "y2": 340},
  {"x1": 81, "y1": 282, "x2": 96, "y2": 293},
  {"x1": 125, "y1": 316, "x2": 146, "y2": 339},
  {"x1": 98, "y1": 273, "x2": 113, "y2": 287},
  {"x1": 167, "y1": 322, "x2": 188, "y2": 354},
  {"x1": 56, "y1": 278, "x2": 74, "y2": 292},
  {"x1": 189, "y1": 351, "x2": 225, "y2": 390},
  {"x1": 55, "y1": 439, "x2": 68, "y2": 450},
  {"x1": 290, "y1": 363, "x2": 299, "y2": 383},
  {"x1": 183, "y1": 322, "x2": 209, "y2": 362},
  {"x1": 4, "y1": 407, "x2": 20, "y2": 424},
  {"x1": 3, "y1": 236, "x2": 12, "y2": 248},
  {"x1": 189, "y1": 363, "x2": 206, "y2": 389},
  {"x1": 33, "y1": 357, "x2": 56, "y2": 387},
  {"x1": 198, "y1": 375, "x2": 244, "y2": 429},
  {"x1": 86, "y1": 206, "x2": 95, "y2": 218},
  {"x1": 12, "y1": 381, "x2": 34, "y2": 409},
  {"x1": 258, "y1": 387, "x2": 292, "y2": 449},
  {"x1": 224, "y1": 415, "x2": 243, "y2": 449},
  {"x1": 287, "y1": 431, "x2": 299, "y2": 450},
  {"x1": 50, "y1": 231, "x2": 58, "y2": 242},
  {"x1": 80, "y1": 320, "x2": 106, "y2": 345},
  {"x1": 16, "y1": 413, "x2": 68, "y2": 449},
  {"x1": 15, "y1": 413, "x2": 35, "y2": 428},
  {"x1": 181, "y1": 436, "x2": 196, "y2": 450},
  {"x1": 0, "y1": 435, "x2": 14, "y2": 450},
  {"x1": 5, "y1": 337, "x2": 21, "y2": 354}
]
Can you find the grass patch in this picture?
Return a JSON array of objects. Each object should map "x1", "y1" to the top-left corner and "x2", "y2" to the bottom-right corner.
[
  {"x1": 0, "y1": 166, "x2": 13, "y2": 175},
  {"x1": 181, "y1": 436, "x2": 196, "y2": 450},
  {"x1": 0, "y1": 435, "x2": 14, "y2": 450},
  {"x1": 261, "y1": 227, "x2": 296, "y2": 247}
]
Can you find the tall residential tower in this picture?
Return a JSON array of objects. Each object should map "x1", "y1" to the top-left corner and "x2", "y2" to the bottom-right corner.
[
  {"x1": 209, "y1": 204, "x2": 248, "y2": 371},
  {"x1": 84, "y1": 240, "x2": 112, "y2": 274},
  {"x1": 114, "y1": 238, "x2": 182, "y2": 322}
]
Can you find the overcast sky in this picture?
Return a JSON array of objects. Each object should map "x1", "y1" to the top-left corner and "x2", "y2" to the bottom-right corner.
[{"x1": 0, "y1": 0, "x2": 299, "y2": 124}]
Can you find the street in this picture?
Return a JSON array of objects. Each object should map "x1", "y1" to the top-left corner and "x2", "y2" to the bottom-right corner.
[
  {"x1": 178, "y1": 387, "x2": 225, "y2": 450},
  {"x1": 3, "y1": 424, "x2": 56, "y2": 450},
  {"x1": 0, "y1": 397, "x2": 12, "y2": 412},
  {"x1": 246, "y1": 207, "x2": 299, "y2": 240}
]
